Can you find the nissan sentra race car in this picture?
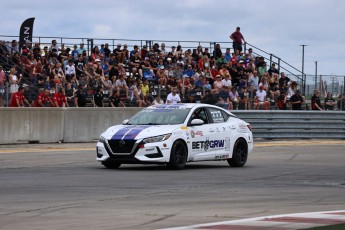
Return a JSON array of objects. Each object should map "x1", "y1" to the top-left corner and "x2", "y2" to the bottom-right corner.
[{"x1": 96, "y1": 103, "x2": 253, "y2": 169}]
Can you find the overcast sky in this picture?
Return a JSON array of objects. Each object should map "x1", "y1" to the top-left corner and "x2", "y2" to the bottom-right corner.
[{"x1": 2, "y1": 0, "x2": 345, "y2": 84}]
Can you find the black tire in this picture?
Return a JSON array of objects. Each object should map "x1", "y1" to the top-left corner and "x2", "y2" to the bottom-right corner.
[
  {"x1": 167, "y1": 140, "x2": 188, "y2": 170},
  {"x1": 227, "y1": 138, "x2": 248, "y2": 167},
  {"x1": 102, "y1": 161, "x2": 122, "y2": 169}
]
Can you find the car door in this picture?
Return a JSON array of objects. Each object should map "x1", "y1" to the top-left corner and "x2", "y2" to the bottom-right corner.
[
  {"x1": 206, "y1": 107, "x2": 232, "y2": 160},
  {"x1": 188, "y1": 107, "x2": 218, "y2": 161}
]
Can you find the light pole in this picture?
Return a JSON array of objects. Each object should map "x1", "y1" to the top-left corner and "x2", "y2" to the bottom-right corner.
[{"x1": 300, "y1": 44, "x2": 307, "y2": 95}]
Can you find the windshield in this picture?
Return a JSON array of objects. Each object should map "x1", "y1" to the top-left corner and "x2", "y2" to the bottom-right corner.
[{"x1": 127, "y1": 107, "x2": 191, "y2": 125}]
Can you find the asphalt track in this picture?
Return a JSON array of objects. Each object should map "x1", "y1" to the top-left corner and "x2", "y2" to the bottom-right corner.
[{"x1": 0, "y1": 140, "x2": 344, "y2": 230}]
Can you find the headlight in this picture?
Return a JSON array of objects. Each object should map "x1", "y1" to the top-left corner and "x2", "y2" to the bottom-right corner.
[
  {"x1": 99, "y1": 136, "x2": 107, "y2": 144},
  {"x1": 142, "y1": 133, "x2": 172, "y2": 144}
]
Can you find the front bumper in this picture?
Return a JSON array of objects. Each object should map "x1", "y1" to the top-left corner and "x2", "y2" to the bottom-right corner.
[{"x1": 96, "y1": 139, "x2": 171, "y2": 164}]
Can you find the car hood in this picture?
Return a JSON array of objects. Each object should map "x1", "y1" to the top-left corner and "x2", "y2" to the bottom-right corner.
[{"x1": 102, "y1": 124, "x2": 182, "y2": 140}]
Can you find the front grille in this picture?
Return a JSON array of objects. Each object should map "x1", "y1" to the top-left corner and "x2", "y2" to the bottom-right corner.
[{"x1": 107, "y1": 140, "x2": 137, "y2": 153}]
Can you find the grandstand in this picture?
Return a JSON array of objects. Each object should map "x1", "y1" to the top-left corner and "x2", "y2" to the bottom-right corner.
[{"x1": 0, "y1": 35, "x2": 343, "y2": 110}]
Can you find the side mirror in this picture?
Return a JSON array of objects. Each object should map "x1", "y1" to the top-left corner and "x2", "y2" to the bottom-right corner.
[
  {"x1": 122, "y1": 119, "x2": 129, "y2": 125},
  {"x1": 190, "y1": 119, "x2": 204, "y2": 126}
]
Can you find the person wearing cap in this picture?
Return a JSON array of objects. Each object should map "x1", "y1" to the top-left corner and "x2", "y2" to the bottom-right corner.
[
  {"x1": 230, "y1": 27, "x2": 246, "y2": 53},
  {"x1": 324, "y1": 92, "x2": 336, "y2": 111},
  {"x1": 311, "y1": 89, "x2": 323, "y2": 110},
  {"x1": 289, "y1": 89, "x2": 304, "y2": 110},
  {"x1": 9, "y1": 86, "x2": 31, "y2": 107},
  {"x1": 183, "y1": 64, "x2": 194, "y2": 78}
]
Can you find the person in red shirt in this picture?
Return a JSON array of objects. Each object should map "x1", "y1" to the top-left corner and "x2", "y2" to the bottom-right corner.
[
  {"x1": 230, "y1": 27, "x2": 246, "y2": 53},
  {"x1": 33, "y1": 89, "x2": 54, "y2": 107},
  {"x1": 9, "y1": 86, "x2": 31, "y2": 107},
  {"x1": 53, "y1": 88, "x2": 69, "y2": 107}
]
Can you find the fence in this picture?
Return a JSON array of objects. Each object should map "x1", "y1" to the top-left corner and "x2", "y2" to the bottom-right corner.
[{"x1": 0, "y1": 108, "x2": 344, "y2": 144}]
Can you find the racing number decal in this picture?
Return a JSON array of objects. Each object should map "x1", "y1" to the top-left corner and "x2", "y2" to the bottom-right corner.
[{"x1": 210, "y1": 110, "x2": 224, "y2": 123}]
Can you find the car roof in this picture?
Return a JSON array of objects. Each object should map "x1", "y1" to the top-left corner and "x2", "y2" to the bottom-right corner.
[{"x1": 148, "y1": 103, "x2": 235, "y2": 116}]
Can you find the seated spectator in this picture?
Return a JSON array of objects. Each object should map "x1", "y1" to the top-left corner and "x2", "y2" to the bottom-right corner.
[
  {"x1": 311, "y1": 89, "x2": 323, "y2": 110},
  {"x1": 9, "y1": 86, "x2": 31, "y2": 107},
  {"x1": 324, "y1": 92, "x2": 336, "y2": 110},
  {"x1": 287, "y1": 81, "x2": 298, "y2": 100},
  {"x1": 0, "y1": 65, "x2": 5, "y2": 107},
  {"x1": 109, "y1": 90, "x2": 125, "y2": 107},
  {"x1": 33, "y1": 88, "x2": 54, "y2": 107},
  {"x1": 269, "y1": 85, "x2": 280, "y2": 104},
  {"x1": 74, "y1": 85, "x2": 87, "y2": 107},
  {"x1": 183, "y1": 93, "x2": 197, "y2": 103},
  {"x1": 279, "y1": 72, "x2": 290, "y2": 93},
  {"x1": 152, "y1": 96, "x2": 164, "y2": 105},
  {"x1": 93, "y1": 86, "x2": 104, "y2": 107},
  {"x1": 201, "y1": 89, "x2": 218, "y2": 105},
  {"x1": 65, "y1": 83, "x2": 75, "y2": 107},
  {"x1": 166, "y1": 87, "x2": 181, "y2": 104},
  {"x1": 213, "y1": 75, "x2": 224, "y2": 90},
  {"x1": 337, "y1": 93, "x2": 345, "y2": 111},
  {"x1": 183, "y1": 64, "x2": 194, "y2": 78},
  {"x1": 248, "y1": 71, "x2": 259, "y2": 92},
  {"x1": 253, "y1": 85, "x2": 270, "y2": 110},
  {"x1": 114, "y1": 74, "x2": 129, "y2": 98},
  {"x1": 277, "y1": 91, "x2": 287, "y2": 110},
  {"x1": 238, "y1": 86, "x2": 250, "y2": 110},
  {"x1": 53, "y1": 88, "x2": 69, "y2": 107},
  {"x1": 130, "y1": 83, "x2": 146, "y2": 107},
  {"x1": 179, "y1": 75, "x2": 193, "y2": 96},
  {"x1": 289, "y1": 90, "x2": 303, "y2": 110},
  {"x1": 268, "y1": 63, "x2": 279, "y2": 76},
  {"x1": 229, "y1": 87, "x2": 240, "y2": 110},
  {"x1": 216, "y1": 86, "x2": 231, "y2": 109}
]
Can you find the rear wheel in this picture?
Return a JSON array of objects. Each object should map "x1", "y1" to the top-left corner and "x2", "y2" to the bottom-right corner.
[
  {"x1": 227, "y1": 139, "x2": 248, "y2": 167},
  {"x1": 167, "y1": 140, "x2": 188, "y2": 170},
  {"x1": 102, "y1": 161, "x2": 122, "y2": 169}
]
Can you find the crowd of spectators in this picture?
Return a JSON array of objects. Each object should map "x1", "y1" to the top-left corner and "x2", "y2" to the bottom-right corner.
[{"x1": 0, "y1": 36, "x2": 344, "y2": 111}]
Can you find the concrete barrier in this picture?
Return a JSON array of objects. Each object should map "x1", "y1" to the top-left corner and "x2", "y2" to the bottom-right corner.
[
  {"x1": 63, "y1": 107, "x2": 140, "y2": 142},
  {"x1": 0, "y1": 108, "x2": 344, "y2": 144},
  {"x1": 0, "y1": 108, "x2": 64, "y2": 144}
]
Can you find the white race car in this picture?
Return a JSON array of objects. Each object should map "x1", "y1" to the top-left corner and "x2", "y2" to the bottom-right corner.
[{"x1": 96, "y1": 103, "x2": 253, "y2": 169}]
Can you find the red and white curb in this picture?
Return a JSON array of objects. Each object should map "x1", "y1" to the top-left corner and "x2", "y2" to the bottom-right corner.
[{"x1": 160, "y1": 210, "x2": 345, "y2": 230}]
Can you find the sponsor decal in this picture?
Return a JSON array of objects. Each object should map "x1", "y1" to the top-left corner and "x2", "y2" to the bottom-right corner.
[
  {"x1": 195, "y1": 131, "x2": 203, "y2": 136},
  {"x1": 191, "y1": 130, "x2": 195, "y2": 138},
  {"x1": 192, "y1": 139, "x2": 225, "y2": 151},
  {"x1": 215, "y1": 154, "x2": 229, "y2": 159},
  {"x1": 225, "y1": 137, "x2": 231, "y2": 151},
  {"x1": 145, "y1": 148, "x2": 155, "y2": 151},
  {"x1": 111, "y1": 125, "x2": 150, "y2": 140}
]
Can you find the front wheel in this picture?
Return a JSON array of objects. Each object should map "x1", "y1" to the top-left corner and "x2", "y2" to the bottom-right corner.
[
  {"x1": 227, "y1": 139, "x2": 248, "y2": 167},
  {"x1": 102, "y1": 161, "x2": 122, "y2": 169},
  {"x1": 167, "y1": 140, "x2": 188, "y2": 170}
]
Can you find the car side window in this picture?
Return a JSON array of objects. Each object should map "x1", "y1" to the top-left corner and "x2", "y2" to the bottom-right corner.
[
  {"x1": 208, "y1": 108, "x2": 225, "y2": 123},
  {"x1": 190, "y1": 108, "x2": 210, "y2": 124}
]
